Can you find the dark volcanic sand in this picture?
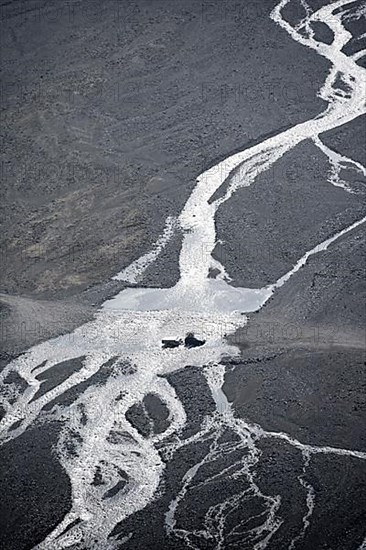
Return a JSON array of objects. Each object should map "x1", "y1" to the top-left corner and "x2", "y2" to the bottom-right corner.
[
  {"x1": 213, "y1": 129, "x2": 366, "y2": 288},
  {"x1": 0, "y1": 0, "x2": 330, "y2": 350},
  {"x1": 222, "y1": 213, "x2": 366, "y2": 548}
]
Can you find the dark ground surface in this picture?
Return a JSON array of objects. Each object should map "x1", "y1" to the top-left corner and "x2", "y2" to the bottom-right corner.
[
  {"x1": 0, "y1": 0, "x2": 366, "y2": 549},
  {"x1": 0, "y1": 0, "x2": 330, "y2": 351},
  {"x1": 214, "y1": 130, "x2": 366, "y2": 288}
]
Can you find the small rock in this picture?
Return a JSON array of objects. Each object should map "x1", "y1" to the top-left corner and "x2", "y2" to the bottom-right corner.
[
  {"x1": 162, "y1": 338, "x2": 182, "y2": 349},
  {"x1": 184, "y1": 332, "x2": 205, "y2": 348}
]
